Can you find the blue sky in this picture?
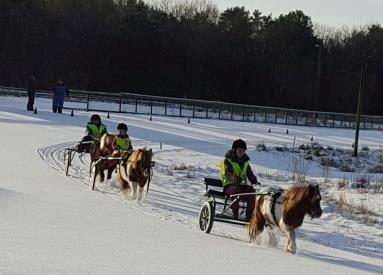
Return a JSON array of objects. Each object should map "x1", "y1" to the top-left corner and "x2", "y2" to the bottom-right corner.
[{"x1": 214, "y1": 0, "x2": 382, "y2": 27}]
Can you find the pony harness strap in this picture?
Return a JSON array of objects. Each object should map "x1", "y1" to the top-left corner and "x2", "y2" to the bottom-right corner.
[{"x1": 258, "y1": 186, "x2": 284, "y2": 226}]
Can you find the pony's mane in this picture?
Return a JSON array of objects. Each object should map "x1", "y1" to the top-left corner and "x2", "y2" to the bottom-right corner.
[
  {"x1": 129, "y1": 150, "x2": 142, "y2": 163},
  {"x1": 283, "y1": 184, "x2": 318, "y2": 213},
  {"x1": 284, "y1": 185, "x2": 309, "y2": 202},
  {"x1": 100, "y1": 134, "x2": 116, "y2": 156},
  {"x1": 129, "y1": 148, "x2": 149, "y2": 164}
]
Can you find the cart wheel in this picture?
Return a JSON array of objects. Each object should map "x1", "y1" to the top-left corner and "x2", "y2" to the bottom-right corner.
[
  {"x1": 64, "y1": 150, "x2": 71, "y2": 176},
  {"x1": 199, "y1": 201, "x2": 214, "y2": 233}
]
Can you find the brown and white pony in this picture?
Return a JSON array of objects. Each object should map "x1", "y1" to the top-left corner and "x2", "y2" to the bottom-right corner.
[
  {"x1": 249, "y1": 184, "x2": 322, "y2": 254},
  {"x1": 116, "y1": 148, "x2": 153, "y2": 201}
]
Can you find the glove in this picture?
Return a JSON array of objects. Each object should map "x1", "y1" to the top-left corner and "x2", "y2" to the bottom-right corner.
[
  {"x1": 251, "y1": 176, "x2": 260, "y2": 185},
  {"x1": 234, "y1": 176, "x2": 242, "y2": 184}
]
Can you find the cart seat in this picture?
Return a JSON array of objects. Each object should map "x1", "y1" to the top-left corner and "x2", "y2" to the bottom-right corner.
[
  {"x1": 204, "y1": 178, "x2": 223, "y2": 187},
  {"x1": 203, "y1": 189, "x2": 227, "y2": 199}
]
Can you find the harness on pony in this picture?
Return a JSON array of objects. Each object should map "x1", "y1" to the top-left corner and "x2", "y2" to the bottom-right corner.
[{"x1": 258, "y1": 187, "x2": 284, "y2": 226}]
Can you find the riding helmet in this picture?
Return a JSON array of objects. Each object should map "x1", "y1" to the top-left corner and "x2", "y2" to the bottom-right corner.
[
  {"x1": 232, "y1": 139, "x2": 247, "y2": 150},
  {"x1": 117, "y1": 123, "x2": 128, "y2": 131},
  {"x1": 90, "y1": 114, "x2": 101, "y2": 123}
]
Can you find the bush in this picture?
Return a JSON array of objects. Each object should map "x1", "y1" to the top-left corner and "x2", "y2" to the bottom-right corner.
[
  {"x1": 320, "y1": 157, "x2": 338, "y2": 168},
  {"x1": 337, "y1": 178, "x2": 348, "y2": 190},
  {"x1": 256, "y1": 143, "x2": 267, "y2": 151},
  {"x1": 298, "y1": 144, "x2": 307, "y2": 150},
  {"x1": 368, "y1": 165, "x2": 383, "y2": 173},
  {"x1": 339, "y1": 163, "x2": 355, "y2": 172}
]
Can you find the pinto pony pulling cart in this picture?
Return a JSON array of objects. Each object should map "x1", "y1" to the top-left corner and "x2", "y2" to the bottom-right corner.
[
  {"x1": 199, "y1": 178, "x2": 322, "y2": 253},
  {"x1": 63, "y1": 133, "x2": 155, "y2": 200}
]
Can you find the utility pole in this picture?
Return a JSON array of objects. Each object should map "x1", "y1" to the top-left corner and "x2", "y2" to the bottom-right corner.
[
  {"x1": 353, "y1": 60, "x2": 368, "y2": 157},
  {"x1": 315, "y1": 44, "x2": 322, "y2": 101}
]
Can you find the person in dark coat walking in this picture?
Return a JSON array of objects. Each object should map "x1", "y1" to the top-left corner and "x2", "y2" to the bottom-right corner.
[
  {"x1": 27, "y1": 75, "x2": 36, "y2": 111},
  {"x1": 52, "y1": 78, "x2": 69, "y2": 113}
]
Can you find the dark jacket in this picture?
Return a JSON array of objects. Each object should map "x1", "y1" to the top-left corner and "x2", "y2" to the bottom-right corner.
[
  {"x1": 52, "y1": 84, "x2": 69, "y2": 107},
  {"x1": 221, "y1": 150, "x2": 257, "y2": 187}
]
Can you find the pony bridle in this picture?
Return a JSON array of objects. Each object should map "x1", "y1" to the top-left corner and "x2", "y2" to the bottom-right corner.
[
  {"x1": 139, "y1": 150, "x2": 152, "y2": 180},
  {"x1": 308, "y1": 186, "x2": 322, "y2": 218},
  {"x1": 310, "y1": 187, "x2": 321, "y2": 204}
]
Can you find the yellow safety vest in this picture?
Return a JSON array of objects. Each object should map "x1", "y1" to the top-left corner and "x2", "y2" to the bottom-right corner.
[
  {"x1": 221, "y1": 158, "x2": 249, "y2": 187},
  {"x1": 87, "y1": 124, "x2": 106, "y2": 140},
  {"x1": 115, "y1": 136, "x2": 131, "y2": 151}
]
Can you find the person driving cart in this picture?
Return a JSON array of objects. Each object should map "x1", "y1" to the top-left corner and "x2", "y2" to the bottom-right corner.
[
  {"x1": 76, "y1": 114, "x2": 107, "y2": 153},
  {"x1": 221, "y1": 139, "x2": 259, "y2": 221}
]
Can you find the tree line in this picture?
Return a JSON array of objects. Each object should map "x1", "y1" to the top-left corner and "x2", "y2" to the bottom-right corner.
[{"x1": 1, "y1": 0, "x2": 382, "y2": 114}]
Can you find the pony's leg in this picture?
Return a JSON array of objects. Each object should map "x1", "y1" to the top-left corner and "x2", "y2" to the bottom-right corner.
[
  {"x1": 121, "y1": 188, "x2": 130, "y2": 199},
  {"x1": 279, "y1": 223, "x2": 292, "y2": 253},
  {"x1": 266, "y1": 227, "x2": 278, "y2": 247},
  {"x1": 137, "y1": 185, "x2": 144, "y2": 201},
  {"x1": 281, "y1": 226, "x2": 296, "y2": 254},
  {"x1": 254, "y1": 228, "x2": 264, "y2": 245},
  {"x1": 130, "y1": 181, "x2": 137, "y2": 200},
  {"x1": 287, "y1": 230, "x2": 296, "y2": 254}
]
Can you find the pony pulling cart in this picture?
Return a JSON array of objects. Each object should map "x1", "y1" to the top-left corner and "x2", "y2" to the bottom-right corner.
[
  {"x1": 63, "y1": 134, "x2": 155, "y2": 200},
  {"x1": 199, "y1": 178, "x2": 323, "y2": 254}
]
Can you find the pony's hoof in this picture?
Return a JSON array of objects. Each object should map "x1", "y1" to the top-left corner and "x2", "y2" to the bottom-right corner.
[{"x1": 287, "y1": 249, "x2": 296, "y2": 254}]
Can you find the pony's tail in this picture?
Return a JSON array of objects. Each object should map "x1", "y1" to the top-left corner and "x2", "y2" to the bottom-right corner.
[{"x1": 249, "y1": 196, "x2": 265, "y2": 241}]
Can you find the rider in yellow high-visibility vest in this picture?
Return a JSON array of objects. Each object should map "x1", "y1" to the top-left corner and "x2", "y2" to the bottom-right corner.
[
  {"x1": 105, "y1": 123, "x2": 133, "y2": 180},
  {"x1": 77, "y1": 114, "x2": 108, "y2": 153},
  {"x1": 221, "y1": 139, "x2": 259, "y2": 221},
  {"x1": 112, "y1": 123, "x2": 133, "y2": 153}
]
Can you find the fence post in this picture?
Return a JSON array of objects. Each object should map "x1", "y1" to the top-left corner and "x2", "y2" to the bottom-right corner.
[
  {"x1": 264, "y1": 111, "x2": 267, "y2": 123},
  {"x1": 274, "y1": 112, "x2": 277, "y2": 124},
  {"x1": 150, "y1": 101, "x2": 153, "y2": 115},
  {"x1": 86, "y1": 94, "x2": 90, "y2": 111},
  {"x1": 242, "y1": 110, "x2": 245, "y2": 121},
  {"x1": 324, "y1": 114, "x2": 327, "y2": 126},
  {"x1": 230, "y1": 106, "x2": 234, "y2": 120},
  {"x1": 119, "y1": 95, "x2": 122, "y2": 113},
  {"x1": 165, "y1": 101, "x2": 167, "y2": 116},
  {"x1": 135, "y1": 99, "x2": 138, "y2": 113},
  {"x1": 295, "y1": 113, "x2": 298, "y2": 124},
  {"x1": 179, "y1": 103, "x2": 182, "y2": 117},
  {"x1": 285, "y1": 112, "x2": 288, "y2": 124},
  {"x1": 253, "y1": 110, "x2": 256, "y2": 122},
  {"x1": 192, "y1": 105, "x2": 195, "y2": 118},
  {"x1": 218, "y1": 105, "x2": 222, "y2": 119},
  {"x1": 206, "y1": 104, "x2": 209, "y2": 119}
]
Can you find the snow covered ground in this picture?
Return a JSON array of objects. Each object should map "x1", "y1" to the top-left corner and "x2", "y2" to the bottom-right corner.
[{"x1": 0, "y1": 95, "x2": 382, "y2": 274}]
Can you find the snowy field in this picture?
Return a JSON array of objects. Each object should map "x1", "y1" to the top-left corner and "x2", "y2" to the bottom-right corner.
[{"x1": 0, "y1": 95, "x2": 382, "y2": 274}]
